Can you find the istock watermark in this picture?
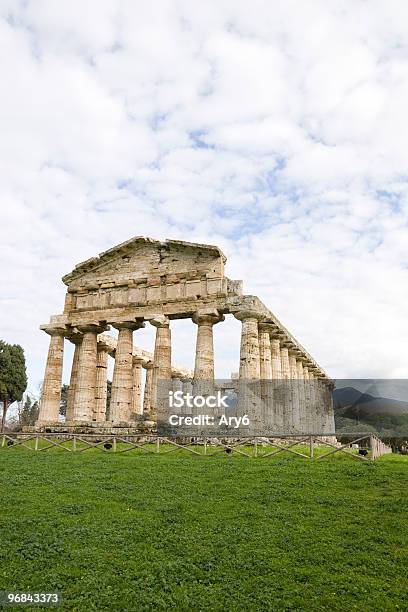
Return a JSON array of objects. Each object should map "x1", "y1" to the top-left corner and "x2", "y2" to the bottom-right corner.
[
  {"x1": 169, "y1": 390, "x2": 230, "y2": 409},
  {"x1": 157, "y1": 378, "x2": 408, "y2": 437},
  {"x1": 168, "y1": 414, "x2": 250, "y2": 428}
]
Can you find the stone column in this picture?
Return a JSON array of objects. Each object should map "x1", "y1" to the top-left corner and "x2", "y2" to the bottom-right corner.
[
  {"x1": 66, "y1": 337, "x2": 81, "y2": 422},
  {"x1": 296, "y1": 359, "x2": 306, "y2": 432},
  {"x1": 235, "y1": 311, "x2": 261, "y2": 379},
  {"x1": 280, "y1": 346, "x2": 291, "y2": 379},
  {"x1": 150, "y1": 316, "x2": 172, "y2": 414},
  {"x1": 37, "y1": 328, "x2": 65, "y2": 423},
  {"x1": 143, "y1": 361, "x2": 153, "y2": 415},
  {"x1": 131, "y1": 357, "x2": 144, "y2": 417},
  {"x1": 172, "y1": 376, "x2": 183, "y2": 392},
  {"x1": 258, "y1": 323, "x2": 272, "y2": 427},
  {"x1": 192, "y1": 309, "x2": 223, "y2": 380},
  {"x1": 279, "y1": 345, "x2": 291, "y2": 432},
  {"x1": 74, "y1": 324, "x2": 105, "y2": 422},
  {"x1": 258, "y1": 324, "x2": 272, "y2": 380},
  {"x1": 303, "y1": 366, "x2": 310, "y2": 428},
  {"x1": 110, "y1": 321, "x2": 144, "y2": 423},
  {"x1": 181, "y1": 377, "x2": 193, "y2": 395},
  {"x1": 95, "y1": 341, "x2": 109, "y2": 422},
  {"x1": 235, "y1": 310, "x2": 261, "y2": 430},
  {"x1": 289, "y1": 351, "x2": 300, "y2": 432},
  {"x1": 271, "y1": 338, "x2": 282, "y2": 379},
  {"x1": 317, "y1": 378, "x2": 335, "y2": 435},
  {"x1": 310, "y1": 370, "x2": 322, "y2": 431},
  {"x1": 325, "y1": 380, "x2": 336, "y2": 434}
]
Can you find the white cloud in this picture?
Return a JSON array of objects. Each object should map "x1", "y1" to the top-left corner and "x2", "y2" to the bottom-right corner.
[{"x1": 1, "y1": 0, "x2": 408, "y2": 395}]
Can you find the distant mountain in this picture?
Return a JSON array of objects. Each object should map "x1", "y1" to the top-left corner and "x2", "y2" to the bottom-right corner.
[
  {"x1": 333, "y1": 386, "x2": 408, "y2": 435},
  {"x1": 333, "y1": 386, "x2": 408, "y2": 415},
  {"x1": 333, "y1": 387, "x2": 376, "y2": 408}
]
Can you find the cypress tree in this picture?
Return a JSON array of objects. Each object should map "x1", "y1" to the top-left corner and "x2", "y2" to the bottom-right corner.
[{"x1": 0, "y1": 341, "x2": 28, "y2": 432}]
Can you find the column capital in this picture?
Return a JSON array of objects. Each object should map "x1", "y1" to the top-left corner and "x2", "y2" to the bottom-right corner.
[
  {"x1": 132, "y1": 356, "x2": 144, "y2": 366},
  {"x1": 77, "y1": 322, "x2": 109, "y2": 334},
  {"x1": 144, "y1": 360, "x2": 154, "y2": 370},
  {"x1": 97, "y1": 339, "x2": 111, "y2": 353},
  {"x1": 192, "y1": 308, "x2": 224, "y2": 326},
  {"x1": 66, "y1": 327, "x2": 83, "y2": 344},
  {"x1": 303, "y1": 361, "x2": 314, "y2": 371},
  {"x1": 148, "y1": 315, "x2": 169, "y2": 328},
  {"x1": 280, "y1": 338, "x2": 293, "y2": 348},
  {"x1": 234, "y1": 309, "x2": 264, "y2": 322},
  {"x1": 295, "y1": 354, "x2": 308, "y2": 364},
  {"x1": 288, "y1": 344, "x2": 302, "y2": 358},
  {"x1": 40, "y1": 324, "x2": 67, "y2": 337},
  {"x1": 180, "y1": 376, "x2": 192, "y2": 383},
  {"x1": 258, "y1": 321, "x2": 275, "y2": 333},
  {"x1": 112, "y1": 319, "x2": 145, "y2": 331},
  {"x1": 270, "y1": 330, "x2": 286, "y2": 341}
]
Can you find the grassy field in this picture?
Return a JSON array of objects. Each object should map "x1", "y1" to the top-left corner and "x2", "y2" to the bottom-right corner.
[{"x1": 0, "y1": 449, "x2": 407, "y2": 612}]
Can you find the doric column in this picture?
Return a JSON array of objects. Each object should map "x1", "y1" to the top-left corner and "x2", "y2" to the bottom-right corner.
[
  {"x1": 235, "y1": 310, "x2": 261, "y2": 379},
  {"x1": 279, "y1": 345, "x2": 291, "y2": 432},
  {"x1": 66, "y1": 336, "x2": 82, "y2": 422},
  {"x1": 74, "y1": 324, "x2": 106, "y2": 421},
  {"x1": 192, "y1": 309, "x2": 224, "y2": 380},
  {"x1": 37, "y1": 327, "x2": 65, "y2": 423},
  {"x1": 258, "y1": 324, "x2": 272, "y2": 380},
  {"x1": 181, "y1": 377, "x2": 193, "y2": 395},
  {"x1": 143, "y1": 361, "x2": 153, "y2": 414},
  {"x1": 150, "y1": 316, "x2": 172, "y2": 413},
  {"x1": 280, "y1": 346, "x2": 291, "y2": 379},
  {"x1": 131, "y1": 357, "x2": 144, "y2": 416},
  {"x1": 95, "y1": 340, "x2": 109, "y2": 422},
  {"x1": 110, "y1": 321, "x2": 144, "y2": 423},
  {"x1": 172, "y1": 376, "x2": 183, "y2": 393},
  {"x1": 317, "y1": 377, "x2": 335, "y2": 434},
  {"x1": 309, "y1": 369, "x2": 321, "y2": 431},
  {"x1": 296, "y1": 359, "x2": 306, "y2": 430},
  {"x1": 303, "y1": 366, "x2": 311, "y2": 433},
  {"x1": 325, "y1": 379, "x2": 336, "y2": 434},
  {"x1": 271, "y1": 337, "x2": 282, "y2": 379},
  {"x1": 257, "y1": 323, "x2": 273, "y2": 426},
  {"x1": 289, "y1": 351, "x2": 300, "y2": 431}
]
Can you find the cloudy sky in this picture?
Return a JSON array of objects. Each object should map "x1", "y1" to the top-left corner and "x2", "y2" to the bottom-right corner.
[{"x1": 1, "y1": 0, "x2": 408, "y2": 397}]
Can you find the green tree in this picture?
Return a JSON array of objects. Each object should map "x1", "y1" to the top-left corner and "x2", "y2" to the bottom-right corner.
[
  {"x1": 20, "y1": 396, "x2": 39, "y2": 427},
  {"x1": 60, "y1": 384, "x2": 69, "y2": 416},
  {"x1": 105, "y1": 380, "x2": 112, "y2": 420},
  {"x1": 0, "y1": 341, "x2": 27, "y2": 432}
]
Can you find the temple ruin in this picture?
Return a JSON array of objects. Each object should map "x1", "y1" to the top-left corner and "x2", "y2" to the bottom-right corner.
[{"x1": 36, "y1": 237, "x2": 335, "y2": 434}]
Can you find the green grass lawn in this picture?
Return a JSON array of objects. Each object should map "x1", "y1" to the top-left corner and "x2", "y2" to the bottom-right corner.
[{"x1": 0, "y1": 449, "x2": 407, "y2": 612}]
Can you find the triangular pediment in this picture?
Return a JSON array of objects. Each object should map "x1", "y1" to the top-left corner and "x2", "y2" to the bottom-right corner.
[{"x1": 62, "y1": 237, "x2": 226, "y2": 288}]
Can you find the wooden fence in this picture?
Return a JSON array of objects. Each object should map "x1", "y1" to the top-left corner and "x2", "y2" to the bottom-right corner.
[{"x1": 0, "y1": 433, "x2": 392, "y2": 460}]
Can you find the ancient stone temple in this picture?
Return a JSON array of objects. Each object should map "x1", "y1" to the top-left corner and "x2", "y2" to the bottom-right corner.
[{"x1": 36, "y1": 237, "x2": 335, "y2": 434}]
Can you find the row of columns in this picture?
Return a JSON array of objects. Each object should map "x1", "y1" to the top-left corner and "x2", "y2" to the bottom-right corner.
[
  {"x1": 238, "y1": 312, "x2": 323, "y2": 384},
  {"x1": 38, "y1": 308, "x2": 331, "y2": 429},
  {"x1": 237, "y1": 312, "x2": 333, "y2": 431},
  {"x1": 38, "y1": 317, "x2": 190, "y2": 425}
]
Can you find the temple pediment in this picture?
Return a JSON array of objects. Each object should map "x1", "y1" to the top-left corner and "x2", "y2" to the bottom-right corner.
[{"x1": 63, "y1": 237, "x2": 227, "y2": 290}]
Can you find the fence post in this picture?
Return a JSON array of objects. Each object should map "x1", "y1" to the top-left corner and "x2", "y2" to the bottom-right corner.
[
  {"x1": 73, "y1": 436, "x2": 77, "y2": 452},
  {"x1": 1, "y1": 434, "x2": 5, "y2": 448},
  {"x1": 113, "y1": 437, "x2": 117, "y2": 452},
  {"x1": 204, "y1": 437, "x2": 207, "y2": 455},
  {"x1": 156, "y1": 437, "x2": 160, "y2": 453},
  {"x1": 309, "y1": 436, "x2": 314, "y2": 459},
  {"x1": 253, "y1": 438, "x2": 258, "y2": 457},
  {"x1": 34, "y1": 435, "x2": 39, "y2": 451}
]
